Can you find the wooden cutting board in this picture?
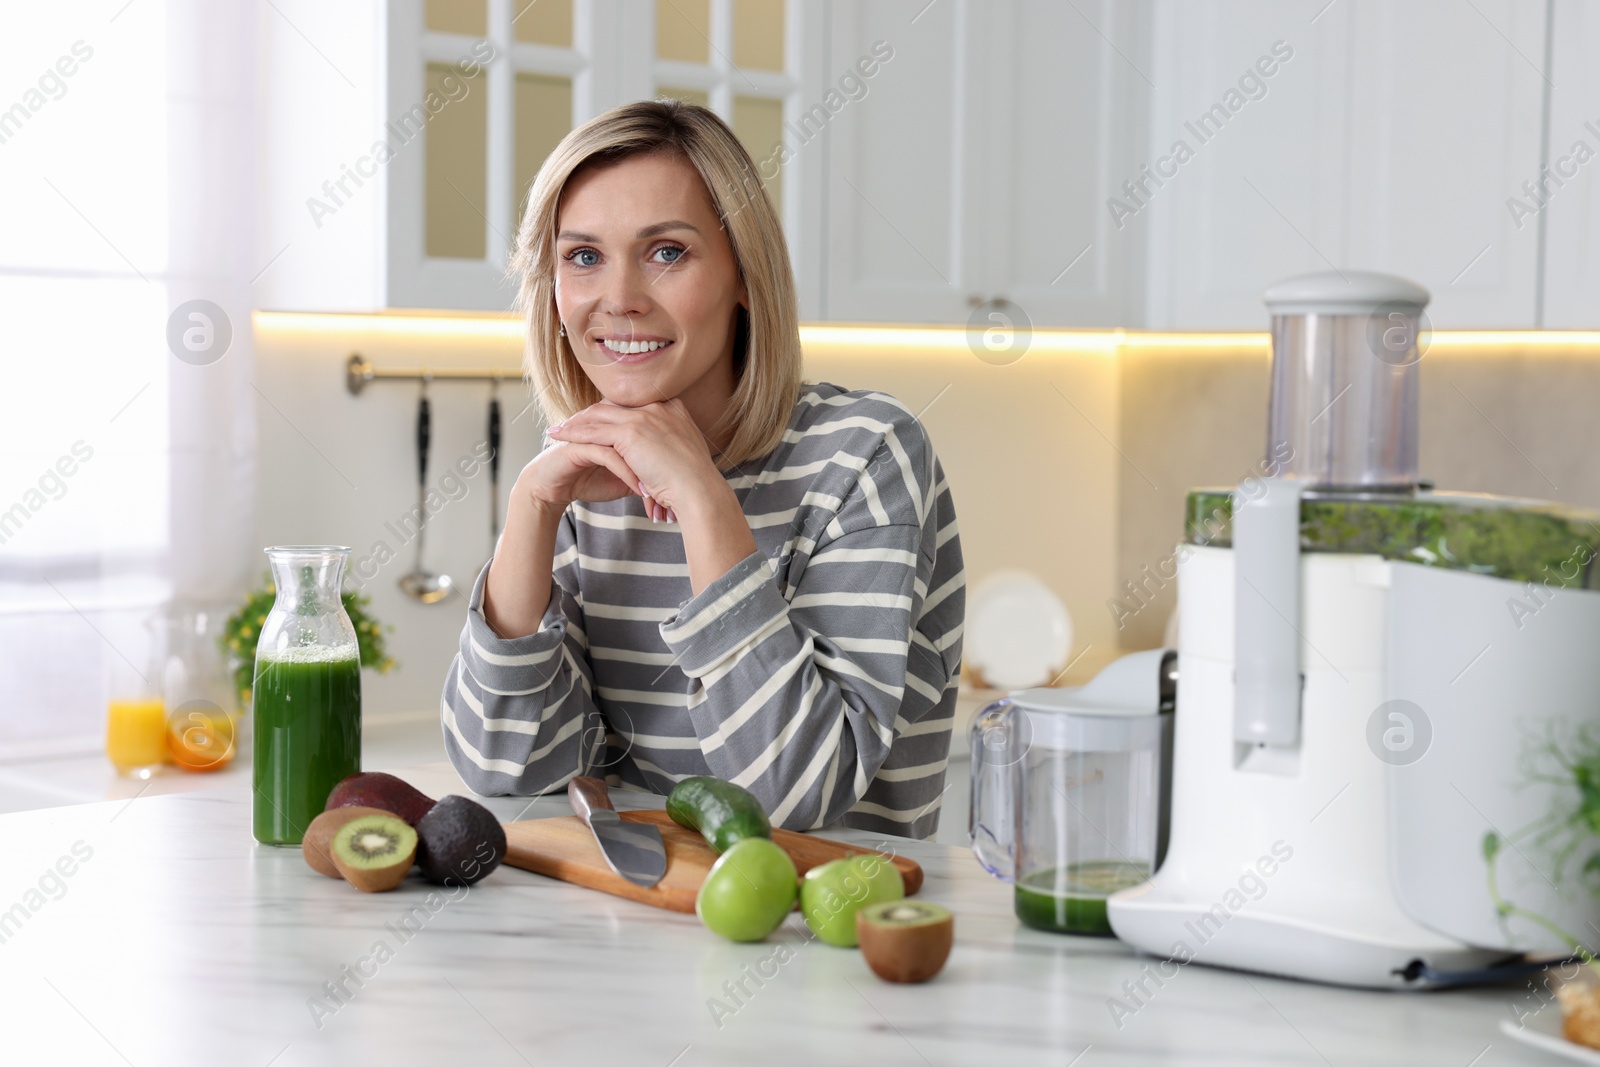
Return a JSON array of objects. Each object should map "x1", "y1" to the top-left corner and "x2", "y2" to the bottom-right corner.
[{"x1": 501, "y1": 809, "x2": 923, "y2": 914}]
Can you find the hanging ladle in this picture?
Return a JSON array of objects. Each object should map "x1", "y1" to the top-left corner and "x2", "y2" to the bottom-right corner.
[{"x1": 399, "y1": 376, "x2": 454, "y2": 604}]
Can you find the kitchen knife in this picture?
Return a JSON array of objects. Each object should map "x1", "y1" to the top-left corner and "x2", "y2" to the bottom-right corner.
[{"x1": 568, "y1": 776, "x2": 667, "y2": 888}]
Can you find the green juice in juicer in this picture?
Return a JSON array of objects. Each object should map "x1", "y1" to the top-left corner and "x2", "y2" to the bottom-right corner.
[
  {"x1": 1015, "y1": 861, "x2": 1152, "y2": 934},
  {"x1": 969, "y1": 652, "x2": 1175, "y2": 936}
]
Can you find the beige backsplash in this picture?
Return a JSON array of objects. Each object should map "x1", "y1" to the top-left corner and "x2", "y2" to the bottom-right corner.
[{"x1": 253, "y1": 317, "x2": 1600, "y2": 715}]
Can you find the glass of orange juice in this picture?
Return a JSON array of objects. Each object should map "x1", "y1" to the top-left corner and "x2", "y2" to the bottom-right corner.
[{"x1": 106, "y1": 653, "x2": 167, "y2": 778}]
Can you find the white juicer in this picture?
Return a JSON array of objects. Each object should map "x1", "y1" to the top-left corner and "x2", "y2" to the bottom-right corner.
[{"x1": 1107, "y1": 272, "x2": 1600, "y2": 988}]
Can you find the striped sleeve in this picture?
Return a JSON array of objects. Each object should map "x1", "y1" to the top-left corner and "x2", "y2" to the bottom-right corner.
[
  {"x1": 658, "y1": 421, "x2": 961, "y2": 835},
  {"x1": 440, "y1": 508, "x2": 605, "y2": 795}
]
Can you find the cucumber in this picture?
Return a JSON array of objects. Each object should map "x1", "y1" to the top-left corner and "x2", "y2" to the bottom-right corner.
[{"x1": 667, "y1": 776, "x2": 772, "y2": 853}]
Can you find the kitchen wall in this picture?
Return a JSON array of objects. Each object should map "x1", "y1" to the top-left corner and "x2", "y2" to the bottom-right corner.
[
  {"x1": 253, "y1": 317, "x2": 1127, "y2": 719},
  {"x1": 254, "y1": 317, "x2": 1600, "y2": 719}
]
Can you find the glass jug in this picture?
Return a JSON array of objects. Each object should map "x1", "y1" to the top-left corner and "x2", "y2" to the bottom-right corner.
[
  {"x1": 970, "y1": 651, "x2": 1174, "y2": 935},
  {"x1": 253, "y1": 547, "x2": 362, "y2": 845}
]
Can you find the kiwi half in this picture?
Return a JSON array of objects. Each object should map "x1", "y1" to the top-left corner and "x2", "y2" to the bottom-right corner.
[
  {"x1": 330, "y1": 813, "x2": 418, "y2": 892},
  {"x1": 303, "y1": 806, "x2": 391, "y2": 878},
  {"x1": 856, "y1": 900, "x2": 954, "y2": 983}
]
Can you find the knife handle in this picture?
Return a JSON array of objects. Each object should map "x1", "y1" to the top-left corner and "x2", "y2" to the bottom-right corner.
[{"x1": 568, "y1": 775, "x2": 613, "y2": 821}]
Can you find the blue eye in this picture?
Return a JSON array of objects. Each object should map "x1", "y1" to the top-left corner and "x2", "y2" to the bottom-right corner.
[
  {"x1": 568, "y1": 248, "x2": 599, "y2": 268},
  {"x1": 655, "y1": 245, "x2": 685, "y2": 264}
]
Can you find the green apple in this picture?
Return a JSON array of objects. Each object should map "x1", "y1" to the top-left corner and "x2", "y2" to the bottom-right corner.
[
  {"x1": 800, "y1": 853, "x2": 905, "y2": 947},
  {"x1": 696, "y1": 838, "x2": 798, "y2": 942}
]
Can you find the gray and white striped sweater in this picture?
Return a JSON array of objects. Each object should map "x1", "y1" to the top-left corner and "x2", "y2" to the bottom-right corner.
[{"x1": 440, "y1": 382, "x2": 965, "y2": 838}]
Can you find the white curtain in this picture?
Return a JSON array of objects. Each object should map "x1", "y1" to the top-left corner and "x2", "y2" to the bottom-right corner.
[{"x1": 0, "y1": 0, "x2": 258, "y2": 755}]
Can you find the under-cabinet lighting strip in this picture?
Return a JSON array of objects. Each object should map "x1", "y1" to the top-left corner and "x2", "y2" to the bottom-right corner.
[{"x1": 253, "y1": 312, "x2": 1600, "y2": 353}]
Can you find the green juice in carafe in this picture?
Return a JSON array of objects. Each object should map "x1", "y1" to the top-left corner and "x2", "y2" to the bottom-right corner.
[
  {"x1": 252, "y1": 647, "x2": 361, "y2": 845},
  {"x1": 1015, "y1": 861, "x2": 1150, "y2": 935}
]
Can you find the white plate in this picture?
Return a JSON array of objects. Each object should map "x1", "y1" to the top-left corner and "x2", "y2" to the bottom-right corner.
[
  {"x1": 1501, "y1": 1010, "x2": 1600, "y2": 1063},
  {"x1": 964, "y1": 570, "x2": 1072, "y2": 690}
]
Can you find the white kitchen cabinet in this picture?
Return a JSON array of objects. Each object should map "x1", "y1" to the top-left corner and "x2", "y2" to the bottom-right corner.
[
  {"x1": 256, "y1": 2, "x2": 1567, "y2": 325},
  {"x1": 259, "y1": 0, "x2": 588, "y2": 311},
  {"x1": 648, "y1": 0, "x2": 832, "y2": 319},
  {"x1": 823, "y1": 0, "x2": 1151, "y2": 327},
  {"x1": 1543, "y1": 0, "x2": 1600, "y2": 328},
  {"x1": 1142, "y1": 0, "x2": 1545, "y2": 330},
  {"x1": 257, "y1": 0, "x2": 826, "y2": 313},
  {"x1": 1341, "y1": 0, "x2": 1545, "y2": 329}
]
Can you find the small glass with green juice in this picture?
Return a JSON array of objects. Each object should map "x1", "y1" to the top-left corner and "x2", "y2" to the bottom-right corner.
[
  {"x1": 970, "y1": 651, "x2": 1173, "y2": 935},
  {"x1": 252, "y1": 546, "x2": 362, "y2": 846}
]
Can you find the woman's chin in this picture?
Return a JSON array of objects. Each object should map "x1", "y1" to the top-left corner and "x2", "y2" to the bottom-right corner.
[{"x1": 599, "y1": 377, "x2": 678, "y2": 408}]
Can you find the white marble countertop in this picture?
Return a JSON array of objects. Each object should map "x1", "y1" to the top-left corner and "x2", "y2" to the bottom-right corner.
[{"x1": 0, "y1": 761, "x2": 1566, "y2": 1066}]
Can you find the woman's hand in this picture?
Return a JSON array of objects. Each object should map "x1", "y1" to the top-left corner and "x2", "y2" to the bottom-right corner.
[
  {"x1": 545, "y1": 398, "x2": 722, "y2": 522},
  {"x1": 514, "y1": 431, "x2": 644, "y2": 513},
  {"x1": 485, "y1": 435, "x2": 644, "y2": 639}
]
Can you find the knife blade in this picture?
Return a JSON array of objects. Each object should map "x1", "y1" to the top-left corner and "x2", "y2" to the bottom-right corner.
[{"x1": 568, "y1": 776, "x2": 668, "y2": 888}]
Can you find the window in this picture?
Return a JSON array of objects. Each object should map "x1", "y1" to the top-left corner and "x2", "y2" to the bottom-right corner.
[{"x1": 0, "y1": 3, "x2": 255, "y2": 756}]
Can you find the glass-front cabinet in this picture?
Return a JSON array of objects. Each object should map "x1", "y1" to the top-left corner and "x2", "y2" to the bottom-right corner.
[
  {"x1": 258, "y1": 0, "x2": 824, "y2": 314},
  {"x1": 654, "y1": 0, "x2": 791, "y2": 218},
  {"x1": 391, "y1": 0, "x2": 586, "y2": 306}
]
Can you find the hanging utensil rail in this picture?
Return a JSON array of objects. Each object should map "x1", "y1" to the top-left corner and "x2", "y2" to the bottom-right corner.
[{"x1": 346, "y1": 353, "x2": 520, "y2": 396}]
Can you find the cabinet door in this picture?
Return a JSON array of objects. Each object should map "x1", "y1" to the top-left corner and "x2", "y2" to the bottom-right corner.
[
  {"x1": 824, "y1": 0, "x2": 974, "y2": 323},
  {"x1": 971, "y1": 0, "x2": 1151, "y2": 327},
  {"x1": 387, "y1": 0, "x2": 587, "y2": 310},
  {"x1": 1145, "y1": 0, "x2": 1544, "y2": 330},
  {"x1": 257, "y1": 0, "x2": 389, "y2": 312},
  {"x1": 1342, "y1": 0, "x2": 1544, "y2": 328},
  {"x1": 648, "y1": 0, "x2": 830, "y2": 318},
  {"x1": 1141, "y1": 0, "x2": 1350, "y2": 329},
  {"x1": 1544, "y1": 0, "x2": 1600, "y2": 328}
]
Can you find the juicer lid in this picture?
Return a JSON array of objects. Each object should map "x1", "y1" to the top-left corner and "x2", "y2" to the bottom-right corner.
[
  {"x1": 1003, "y1": 684, "x2": 1166, "y2": 752},
  {"x1": 1008, "y1": 687, "x2": 1158, "y2": 717},
  {"x1": 1006, "y1": 649, "x2": 1167, "y2": 718},
  {"x1": 1263, "y1": 271, "x2": 1429, "y2": 316}
]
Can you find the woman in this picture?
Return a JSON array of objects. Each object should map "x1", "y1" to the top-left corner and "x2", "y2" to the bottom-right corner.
[{"x1": 441, "y1": 99, "x2": 965, "y2": 839}]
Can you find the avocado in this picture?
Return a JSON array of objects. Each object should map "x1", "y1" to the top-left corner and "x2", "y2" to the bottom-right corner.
[
  {"x1": 325, "y1": 771, "x2": 437, "y2": 827},
  {"x1": 415, "y1": 795, "x2": 506, "y2": 886}
]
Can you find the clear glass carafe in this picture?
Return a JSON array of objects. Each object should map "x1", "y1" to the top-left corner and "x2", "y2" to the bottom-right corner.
[
  {"x1": 253, "y1": 547, "x2": 362, "y2": 845},
  {"x1": 971, "y1": 689, "x2": 1169, "y2": 935}
]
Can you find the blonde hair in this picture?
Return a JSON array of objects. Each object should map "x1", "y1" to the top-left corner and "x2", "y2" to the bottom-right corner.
[{"x1": 509, "y1": 99, "x2": 802, "y2": 469}]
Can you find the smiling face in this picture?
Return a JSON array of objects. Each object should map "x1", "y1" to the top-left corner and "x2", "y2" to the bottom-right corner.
[{"x1": 553, "y1": 150, "x2": 748, "y2": 421}]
